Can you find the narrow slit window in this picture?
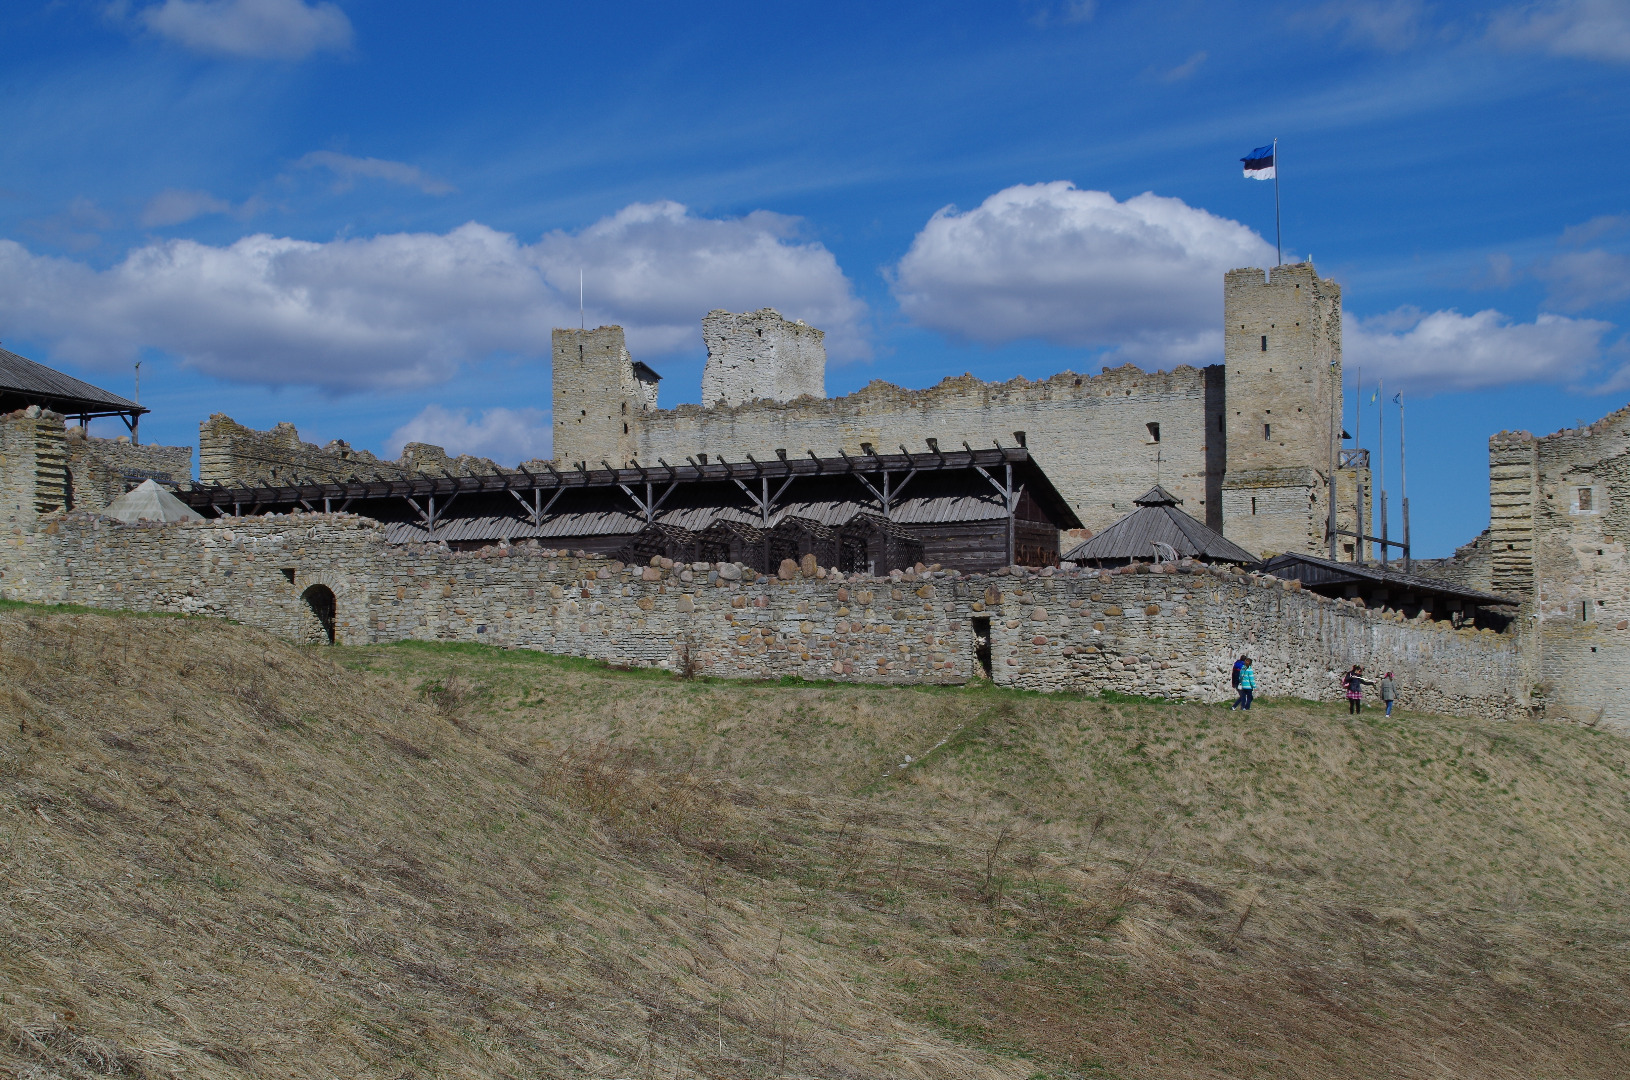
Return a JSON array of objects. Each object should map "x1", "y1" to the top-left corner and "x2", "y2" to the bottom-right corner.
[
  {"x1": 1146, "y1": 422, "x2": 1161, "y2": 443},
  {"x1": 1250, "y1": 497, "x2": 1257, "y2": 515},
  {"x1": 1263, "y1": 423, "x2": 1271, "y2": 440},
  {"x1": 1260, "y1": 335, "x2": 1268, "y2": 351}
]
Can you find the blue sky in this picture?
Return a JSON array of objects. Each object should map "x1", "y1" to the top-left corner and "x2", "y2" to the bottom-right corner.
[{"x1": 2, "y1": 0, "x2": 1628, "y2": 556}]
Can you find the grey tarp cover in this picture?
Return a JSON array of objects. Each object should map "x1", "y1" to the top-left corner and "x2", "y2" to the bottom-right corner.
[{"x1": 102, "y1": 479, "x2": 204, "y2": 523}]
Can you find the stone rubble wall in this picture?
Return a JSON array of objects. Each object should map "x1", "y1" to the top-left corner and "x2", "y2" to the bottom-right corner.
[
  {"x1": 64, "y1": 429, "x2": 193, "y2": 512},
  {"x1": 700, "y1": 308, "x2": 826, "y2": 407},
  {"x1": 0, "y1": 513, "x2": 1527, "y2": 722},
  {"x1": 199, "y1": 414, "x2": 498, "y2": 487},
  {"x1": 638, "y1": 364, "x2": 1226, "y2": 537}
]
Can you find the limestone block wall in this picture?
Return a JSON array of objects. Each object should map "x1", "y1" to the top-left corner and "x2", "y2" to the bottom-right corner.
[
  {"x1": 1220, "y1": 263, "x2": 1343, "y2": 558},
  {"x1": 1, "y1": 409, "x2": 68, "y2": 524},
  {"x1": 2, "y1": 513, "x2": 1528, "y2": 723},
  {"x1": 700, "y1": 308, "x2": 826, "y2": 407},
  {"x1": 638, "y1": 364, "x2": 1226, "y2": 537},
  {"x1": 552, "y1": 326, "x2": 658, "y2": 470},
  {"x1": 65, "y1": 428, "x2": 193, "y2": 512},
  {"x1": 199, "y1": 414, "x2": 497, "y2": 487},
  {"x1": 1525, "y1": 407, "x2": 1630, "y2": 726}
]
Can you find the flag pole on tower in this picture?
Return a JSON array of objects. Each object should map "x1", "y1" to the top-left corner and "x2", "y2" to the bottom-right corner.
[{"x1": 1241, "y1": 140, "x2": 1281, "y2": 265}]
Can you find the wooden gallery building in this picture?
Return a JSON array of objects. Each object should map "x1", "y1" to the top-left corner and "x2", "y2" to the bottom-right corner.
[{"x1": 180, "y1": 444, "x2": 1081, "y2": 575}]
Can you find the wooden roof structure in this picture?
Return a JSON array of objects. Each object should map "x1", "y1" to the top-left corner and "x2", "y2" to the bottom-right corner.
[
  {"x1": 1061, "y1": 485, "x2": 1257, "y2": 565},
  {"x1": 1258, "y1": 551, "x2": 1517, "y2": 608},
  {"x1": 0, "y1": 347, "x2": 146, "y2": 429},
  {"x1": 177, "y1": 443, "x2": 1082, "y2": 568}
]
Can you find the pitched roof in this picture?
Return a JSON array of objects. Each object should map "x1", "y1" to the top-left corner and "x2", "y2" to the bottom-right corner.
[
  {"x1": 1258, "y1": 551, "x2": 1518, "y2": 606},
  {"x1": 102, "y1": 480, "x2": 204, "y2": 524},
  {"x1": 0, "y1": 347, "x2": 144, "y2": 417},
  {"x1": 1062, "y1": 486, "x2": 1258, "y2": 564}
]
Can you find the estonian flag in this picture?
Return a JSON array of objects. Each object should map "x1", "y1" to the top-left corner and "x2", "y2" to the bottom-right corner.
[{"x1": 1241, "y1": 144, "x2": 1275, "y2": 180}]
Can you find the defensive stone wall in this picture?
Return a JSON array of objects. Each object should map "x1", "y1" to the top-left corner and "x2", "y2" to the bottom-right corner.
[
  {"x1": 637, "y1": 364, "x2": 1225, "y2": 537},
  {"x1": 64, "y1": 427, "x2": 192, "y2": 512},
  {"x1": 200, "y1": 414, "x2": 498, "y2": 486},
  {"x1": 0, "y1": 513, "x2": 1527, "y2": 722},
  {"x1": 700, "y1": 308, "x2": 825, "y2": 407}
]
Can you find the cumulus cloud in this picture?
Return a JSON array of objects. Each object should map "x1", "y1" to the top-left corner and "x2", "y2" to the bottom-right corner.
[
  {"x1": 1489, "y1": 0, "x2": 1630, "y2": 62},
  {"x1": 890, "y1": 182, "x2": 1275, "y2": 366},
  {"x1": 388, "y1": 404, "x2": 552, "y2": 465},
  {"x1": 136, "y1": 0, "x2": 353, "y2": 61},
  {"x1": 0, "y1": 201, "x2": 866, "y2": 392},
  {"x1": 294, "y1": 151, "x2": 455, "y2": 195},
  {"x1": 1345, "y1": 306, "x2": 1616, "y2": 391}
]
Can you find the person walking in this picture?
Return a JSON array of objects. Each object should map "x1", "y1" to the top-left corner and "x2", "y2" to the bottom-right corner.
[
  {"x1": 1234, "y1": 657, "x2": 1255, "y2": 711},
  {"x1": 1380, "y1": 671, "x2": 1397, "y2": 717},
  {"x1": 1342, "y1": 665, "x2": 1372, "y2": 714}
]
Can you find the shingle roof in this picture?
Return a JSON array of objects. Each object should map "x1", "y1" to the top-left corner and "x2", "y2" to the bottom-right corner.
[
  {"x1": 0, "y1": 347, "x2": 144, "y2": 416},
  {"x1": 1062, "y1": 486, "x2": 1258, "y2": 564}
]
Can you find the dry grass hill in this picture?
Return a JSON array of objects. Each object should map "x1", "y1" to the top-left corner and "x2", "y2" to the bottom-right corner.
[{"x1": 3, "y1": 602, "x2": 1629, "y2": 1079}]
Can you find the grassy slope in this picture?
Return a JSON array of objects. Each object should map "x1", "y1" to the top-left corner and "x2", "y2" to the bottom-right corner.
[{"x1": 2, "y1": 610, "x2": 1627, "y2": 1079}]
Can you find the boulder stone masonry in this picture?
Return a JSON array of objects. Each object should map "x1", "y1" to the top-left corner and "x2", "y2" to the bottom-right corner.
[{"x1": 0, "y1": 510, "x2": 1528, "y2": 724}]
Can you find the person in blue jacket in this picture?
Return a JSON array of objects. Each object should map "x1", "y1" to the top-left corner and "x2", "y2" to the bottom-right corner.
[{"x1": 1233, "y1": 657, "x2": 1255, "y2": 711}]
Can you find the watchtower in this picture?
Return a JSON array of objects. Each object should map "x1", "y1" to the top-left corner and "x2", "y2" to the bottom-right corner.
[
  {"x1": 551, "y1": 326, "x2": 661, "y2": 469},
  {"x1": 1220, "y1": 262, "x2": 1352, "y2": 558}
]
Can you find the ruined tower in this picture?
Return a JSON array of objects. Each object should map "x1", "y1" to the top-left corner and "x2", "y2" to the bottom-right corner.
[
  {"x1": 551, "y1": 326, "x2": 661, "y2": 469},
  {"x1": 1220, "y1": 263, "x2": 1352, "y2": 559},
  {"x1": 700, "y1": 308, "x2": 825, "y2": 407}
]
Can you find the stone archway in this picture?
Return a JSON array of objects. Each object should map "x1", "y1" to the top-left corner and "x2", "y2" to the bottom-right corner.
[{"x1": 300, "y1": 584, "x2": 337, "y2": 644}]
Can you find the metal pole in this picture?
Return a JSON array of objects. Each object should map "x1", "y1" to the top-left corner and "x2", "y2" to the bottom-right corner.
[
  {"x1": 1356, "y1": 479, "x2": 1367, "y2": 564},
  {"x1": 1273, "y1": 137, "x2": 1281, "y2": 266},
  {"x1": 1399, "y1": 392, "x2": 1411, "y2": 573},
  {"x1": 133, "y1": 361, "x2": 141, "y2": 446},
  {"x1": 1378, "y1": 377, "x2": 1386, "y2": 566},
  {"x1": 1328, "y1": 361, "x2": 1339, "y2": 560}
]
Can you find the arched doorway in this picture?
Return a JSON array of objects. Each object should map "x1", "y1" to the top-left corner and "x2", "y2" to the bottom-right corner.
[{"x1": 300, "y1": 584, "x2": 336, "y2": 644}]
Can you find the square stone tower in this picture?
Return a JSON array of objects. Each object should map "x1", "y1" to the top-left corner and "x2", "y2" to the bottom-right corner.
[
  {"x1": 700, "y1": 308, "x2": 826, "y2": 407},
  {"x1": 551, "y1": 326, "x2": 661, "y2": 469},
  {"x1": 1220, "y1": 263, "x2": 1351, "y2": 558}
]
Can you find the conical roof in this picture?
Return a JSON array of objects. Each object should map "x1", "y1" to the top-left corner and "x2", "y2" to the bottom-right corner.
[
  {"x1": 102, "y1": 479, "x2": 204, "y2": 524},
  {"x1": 1063, "y1": 486, "x2": 1257, "y2": 564}
]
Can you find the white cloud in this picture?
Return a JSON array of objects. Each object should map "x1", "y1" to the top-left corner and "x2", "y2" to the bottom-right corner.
[
  {"x1": 0, "y1": 202, "x2": 866, "y2": 392},
  {"x1": 137, "y1": 0, "x2": 353, "y2": 61},
  {"x1": 294, "y1": 151, "x2": 455, "y2": 196},
  {"x1": 1489, "y1": 0, "x2": 1630, "y2": 63},
  {"x1": 388, "y1": 404, "x2": 552, "y2": 465},
  {"x1": 535, "y1": 201, "x2": 868, "y2": 362},
  {"x1": 139, "y1": 188, "x2": 233, "y2": 227},
  {"x1": 1345, "y1": 306, "x2": 1616, "y2": 391},
  {"x1": 890, "y1": 182, "x2": 1276, "y2": 367},
  {"x1": 1304, "y1": 1, "x2": 1431, "y2": 51},
  {"x1": 1537, "y1": 249, "x2": 1630, "y2": 311},
  {"x1": 1156, "y1": 51, "x2": 1208, "y2": 82}
]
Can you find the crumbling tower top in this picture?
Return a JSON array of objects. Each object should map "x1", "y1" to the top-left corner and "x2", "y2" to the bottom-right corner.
[{"x1": 701, "y1": 308, "x2": 825, "y2": 408}]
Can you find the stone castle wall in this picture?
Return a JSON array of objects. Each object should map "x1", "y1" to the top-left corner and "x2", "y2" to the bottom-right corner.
[
  {"x1": 200, "y1": 414, "x2": 499, "y2": 486},
  {"x1": 0, "y1": 511, "x2": 1528, "y2": 723},
  {"x1": 64, "y1": 428, "x2": 192, "y2": 512},
  {"x1": 701, "y1": 308, "x2": 825, "y2": 407},
  {"x1": 637, "y1": 364, "x2": 1226, "y2": 537}
]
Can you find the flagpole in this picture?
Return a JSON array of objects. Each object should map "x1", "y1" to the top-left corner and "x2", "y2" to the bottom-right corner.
[
  {"x1": 1378, "y1": 377, "x2": 1386, "y2": 567},
  {"x1": 1273, "y1": 137, "x2": 1281, "y2": 266},
  {"x1": 1398, "y1": 392, "x2": 1410, "y2": 573}
]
